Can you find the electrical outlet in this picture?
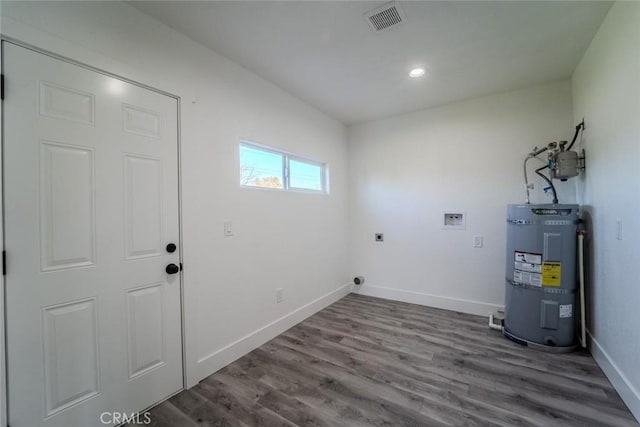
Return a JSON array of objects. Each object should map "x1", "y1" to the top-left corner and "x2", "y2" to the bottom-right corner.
[
  {"x1": 276, "y1": 288, "x2": 284, "y2": 303},
  {"x1": 616, "y1": 220, "x2": 623, "y2": 240},
  {"x1": 224, "y1": 220, "x2": 233, "y2": 236},
  {"x1": 473, "y1": 235, "x2": 483, "y2": 248},
  {"x1": 375, "y1": 233, "x2": 384, "y2": 242}
]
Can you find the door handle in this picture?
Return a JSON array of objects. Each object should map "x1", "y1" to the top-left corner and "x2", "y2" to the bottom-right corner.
[{"x1": 165, "y1": 263, "x2": 180, "y2": 275}]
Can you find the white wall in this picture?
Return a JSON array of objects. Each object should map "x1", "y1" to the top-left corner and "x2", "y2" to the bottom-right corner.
[
  {"x1": 0, "y1": 1, "x2": 350, "y2": 389},
  {"x1": 571, "y1": 2, "x2": 640, "y2": 420},
  {"x1": 348, "y1": 81, "x2": 575, "y2": 315}
]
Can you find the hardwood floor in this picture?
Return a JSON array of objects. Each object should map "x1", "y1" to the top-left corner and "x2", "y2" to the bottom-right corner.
[{"x1": 136, "y1": 294, "x2": 638, "y2": 426}]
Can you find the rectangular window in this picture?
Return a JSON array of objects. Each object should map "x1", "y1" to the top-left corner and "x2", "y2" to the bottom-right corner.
[
  {"x1": 239, "y1": 144, "x2": 284, "y2": 189},
  {"x1": 289, "y1": 158, "x2": 324, "y2": 191},
  {"x1": 239, "y1": 142, "x2": 327, "y2": 193}
]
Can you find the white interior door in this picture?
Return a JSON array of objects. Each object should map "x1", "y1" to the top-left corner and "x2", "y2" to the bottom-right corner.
[{"x1": 3, "y1": 42, "x2": 183, "y2": 427}]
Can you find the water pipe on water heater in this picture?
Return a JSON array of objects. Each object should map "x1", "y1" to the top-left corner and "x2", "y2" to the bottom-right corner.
[
  {"x1": 522, "y1": 121, "x2": 585, "y2": 204},
  {"x1": 488, "y1": 313, "x2": 503, "y2": 331},
  {"x1": 578, "y1": 230, "x2": 587, "y2": 348}
]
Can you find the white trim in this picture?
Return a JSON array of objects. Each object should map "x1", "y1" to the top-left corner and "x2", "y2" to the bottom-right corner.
[
  {"x1": 0, "y1": 39, "x2": 6, "y2": 427},
  {"x1": 588, "y1": 331, "x2": 640, "y2": 423},
  {"x1": 353, "y1": 285, "x2": 503, "y2": 317},
  {"x1": 189, "y1": 283, "x2": 352, "y2": 387},
  {"x1": 1, "y1": 36, "x2": 179, "y2": 100}
]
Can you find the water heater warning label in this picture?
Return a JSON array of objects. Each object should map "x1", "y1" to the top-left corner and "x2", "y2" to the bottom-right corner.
[
  {"x1": 559, "y1": 304, "x2": 573, "y2": 318},
  {"x1": 515, "y1": 252, "x2": 542, "y2": 265},
  {"x1": 514, "y1": 261, "x2": 542, "y2": 273},
  {"x1": 542, "y1": 262, "x2": 562, "y2": 286},
  {"x1": 514, "y1": 252, "x2": 542, "y2": 287},
  {"x1": 514, "y1": 270, "x2": 542, "y2": 287}
]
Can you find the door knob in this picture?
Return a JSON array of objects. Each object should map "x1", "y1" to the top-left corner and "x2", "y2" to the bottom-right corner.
[
  {"x1": 166, "y1": 243, "x2": 177, "y2": 253},
  {"x1": 165, "y1": 263, "x2": 180, "y2": 275}
]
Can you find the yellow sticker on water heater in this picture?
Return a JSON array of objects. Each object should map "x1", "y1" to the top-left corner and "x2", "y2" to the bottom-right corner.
[{"x1": 541, "y1": 262, "x2": 561, "y2": 286}]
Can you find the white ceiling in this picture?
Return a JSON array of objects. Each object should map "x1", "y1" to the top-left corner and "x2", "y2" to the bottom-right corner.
[{"x1": 132, "y1": 1, "x2": 612, "y2": 125}]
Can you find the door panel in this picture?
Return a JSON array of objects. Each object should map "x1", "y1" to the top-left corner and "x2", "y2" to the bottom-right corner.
[
  {"x1": 126, "y1": 283, "x2": 166, "y2": 379},
  {"x1": 4, "y1": 42, "x2": 182, "y2": 427},
  {"x1": 40, "y1": 141, "x2": 96, "y2": 271},
  {"x1": 123, "y1": 104, "x2": 160, "y2": 138},
  {"x1": 124, "y1": 154, "x2": 164, "y2": 260},
  {"x1": 42, "y1": 298, "x2": 100, "y2": 417},
  {"x1": 39, "y1": 81, "x2": 95, "y2": 125}
]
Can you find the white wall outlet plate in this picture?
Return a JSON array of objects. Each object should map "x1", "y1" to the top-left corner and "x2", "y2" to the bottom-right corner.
[
  {"x1": 473, "y1": 235, "x2": 483, "y2": 248},
  {"x1": 224, "y1": 220, "x2": 233, "y2": 236},
  {"x1": 276, "y1": 288, "x2": 284, "y2": 303},
  {"x1": 616, "y1": 219, "x2": 623, "y2": 240}
]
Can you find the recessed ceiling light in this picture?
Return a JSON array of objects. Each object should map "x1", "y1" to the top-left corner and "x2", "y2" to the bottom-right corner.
[{"x1": 409, "y1": 68, "x2": 425, "y2": 78}]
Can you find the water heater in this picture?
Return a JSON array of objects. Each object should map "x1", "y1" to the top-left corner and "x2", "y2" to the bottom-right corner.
[{"x1": 504, "y1": 204, "x2": 579, "y2": 351}]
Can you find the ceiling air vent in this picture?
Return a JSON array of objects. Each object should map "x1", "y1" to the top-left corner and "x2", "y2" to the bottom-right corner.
[{"x1": 365, "y1": 2, "x2": 405, "y2": 32}]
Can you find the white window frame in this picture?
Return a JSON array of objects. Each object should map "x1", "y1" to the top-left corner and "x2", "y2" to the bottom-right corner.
[{"x1": 239, "y1": 141, "x2": 328, "y2": 194}]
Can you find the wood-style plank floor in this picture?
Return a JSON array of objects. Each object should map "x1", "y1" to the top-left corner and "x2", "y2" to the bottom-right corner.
[{"x1": 136, "y1": 294, "x2": 638, "y2": 426}]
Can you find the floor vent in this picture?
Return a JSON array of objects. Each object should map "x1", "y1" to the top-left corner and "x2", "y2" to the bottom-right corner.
[{"x1": 365, "y1": 2, "x2": 405, "y2": 32}]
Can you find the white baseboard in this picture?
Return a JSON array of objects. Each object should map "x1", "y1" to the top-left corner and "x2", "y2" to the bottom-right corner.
[
  {"x1": 190, "y1": 283, "x2": 353, "y2": 387},
  {"x1": 353, "y1": 285, "x2": 503, "y2": 317},
  {"x1": 588, "y1": 331, "x2": 640, "y2": 423}
]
